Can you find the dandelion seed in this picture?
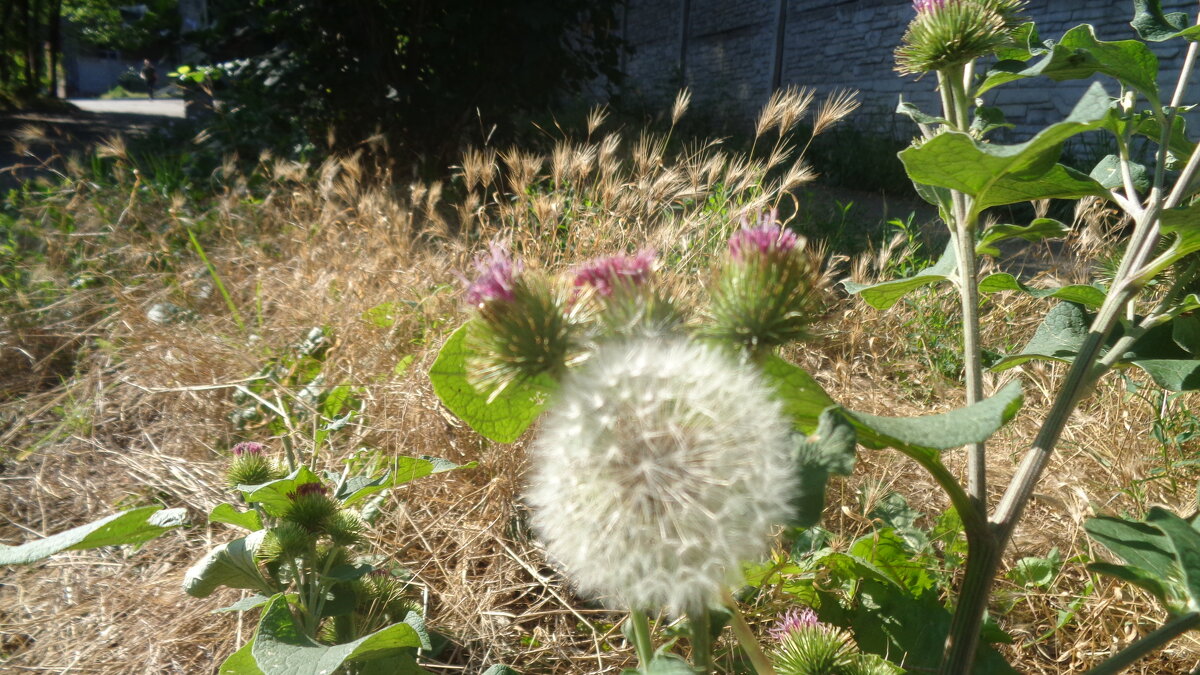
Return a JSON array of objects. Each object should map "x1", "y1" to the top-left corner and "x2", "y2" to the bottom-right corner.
[{"x1": 526, "y1": 338, "x2": 794, "y2": 616}]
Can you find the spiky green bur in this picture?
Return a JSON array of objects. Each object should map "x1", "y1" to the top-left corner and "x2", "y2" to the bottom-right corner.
[
  {"x1": 708, "y1": 221, "x2": 825, "y2": 353},
  {"x1": 325, "y1": 510, "x2": 367, "y2": 547},
  {"x1": 770, "y1": 624, "x2": 857, "y2": 675},
  {"x1": 226, "y1": 441, "x2": 283, "y2": 488},
  {"x1": 571, "y1": 251, "x2": 685, "y2": 338},
  {"x1": 896, "y1": 0, "x2": 1027, "y2": 75},
  {"x1": 283, "y1": 483, "x2": 339, "y2": 532},
  {"x1": 466, "y1": 277, "x2": 577, "y2": 396},
  {"x1": 257, "y1": 521, "x2": 311, "y2": 562}
]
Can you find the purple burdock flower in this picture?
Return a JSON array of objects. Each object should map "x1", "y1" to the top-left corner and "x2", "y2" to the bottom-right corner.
[
  {"x1": 913, "y1": 0, "x2": 948, "y2": 12},
  {"x1": 572, "y1": 250, "x2": 656, "y2": 297},
  {"x1": 231, "y1": 441, "x2": 264, "y2": 457},
  {"x1": 769, "y1": 607, "x2": 821, "y2": 641},
  {"x1": 291, "y1": 482, "x2": 329, "y2": 499},
  {"x1": 465, "y1": 244, "x2": 523, "y2": 306},
  {"x1": 729, "y1": 210, "x2": 798, "y2": 261}
]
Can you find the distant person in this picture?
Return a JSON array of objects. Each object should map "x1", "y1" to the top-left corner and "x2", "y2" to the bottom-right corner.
[{"x1": 140, "y1": 59, "x2": 158, "y2": 99}]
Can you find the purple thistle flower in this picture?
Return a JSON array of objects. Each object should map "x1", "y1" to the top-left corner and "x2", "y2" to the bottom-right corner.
[
  {"x1": 465, "y1": 244, "x2": 523, "y2": 306},
  {"x1": 769, "y1": 607, "x2": 821, "y2": 641},
  {"x1": 231, "y1": 441, "x2": 264, "y2": 457},
  {"x1": 291, "y1": 482, "x2": 329, "y2": 499},
  {"x1": 572, "y1": 250, "x2": 656, "y2": 297},
  {"x1": 729, "y1": 210, "x2": 798, "y2": 261}
]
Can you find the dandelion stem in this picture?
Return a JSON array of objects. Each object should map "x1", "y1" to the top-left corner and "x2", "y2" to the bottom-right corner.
[
  {"x1": 687, "y1": 609, "x2": 714, "y2": 672},
  {"x1": 723, "y1": 590, "x2": 776, "y2": 675},
  {"x1": 627, "y1": 611, "x2": 654, "y2": 666}
]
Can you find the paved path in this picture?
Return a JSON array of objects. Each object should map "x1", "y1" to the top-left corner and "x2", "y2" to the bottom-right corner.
[
  {"x1": 1, "y1": 99, "x2": 184, "y2": 192},
  {"x1": 68, "y1": 98, "x2": 185, "y2": 119}
]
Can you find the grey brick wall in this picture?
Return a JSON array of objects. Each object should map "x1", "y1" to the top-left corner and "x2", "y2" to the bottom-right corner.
[{"x1": 618, "y1": 0, "x2": 1196, "y2": 139}]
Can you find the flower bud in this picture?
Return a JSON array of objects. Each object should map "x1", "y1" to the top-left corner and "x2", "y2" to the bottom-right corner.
[
  {"x1": 226, "y1": 442, "x2": 282, "y2": 488},
  {"x1": 325, "y1": 510, "x2": 367, "y2": 547},
  {"x1": 283, "y1": 482, "x2": 338, "y2": 532},
  {"x1": 707, "y1": 211, "x2": 827, "y2": 353},
  {"x1": 572, "y1": 250, "x2": 684, "y2": 337},
  {"x1": 895, "y1": 0, "x2": 1027, "y2": 76},
  {"x1": 257, "y1": 521, "x2": 311, "y2": 563},
  {"x1": 463, "y1": 244, "x2": 578, "y2": 395}
]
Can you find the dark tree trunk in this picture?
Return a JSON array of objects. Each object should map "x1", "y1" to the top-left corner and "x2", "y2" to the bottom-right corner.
[
  {"x1": 48, "y1": 0, "x2": 61, "y2": 97},
  {"x1": 18, "y1": 0, "x2": 34, "y2": 87}
]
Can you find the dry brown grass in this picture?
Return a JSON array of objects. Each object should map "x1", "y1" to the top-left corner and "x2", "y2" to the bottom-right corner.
[{"x1": 2, "y1": 93, "x2": 1199, "y2": 674}]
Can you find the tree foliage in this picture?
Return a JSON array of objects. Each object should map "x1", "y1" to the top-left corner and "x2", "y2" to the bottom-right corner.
[{"x1": 190, "y1": 0, "x2": 624, "y2": 164}]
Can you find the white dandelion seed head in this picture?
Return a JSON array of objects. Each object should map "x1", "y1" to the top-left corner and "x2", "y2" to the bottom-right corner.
[{"x1": 526, "y1": 337, "x2": 795, "y2": 616}]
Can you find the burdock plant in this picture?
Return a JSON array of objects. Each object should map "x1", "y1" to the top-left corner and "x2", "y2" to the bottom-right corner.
[
  {"x1": 434, "y1": 221, "x2": 841, "y2": 673},
  {"x1": 183, "y1": 441, "x2": 475, "y2": 673}
]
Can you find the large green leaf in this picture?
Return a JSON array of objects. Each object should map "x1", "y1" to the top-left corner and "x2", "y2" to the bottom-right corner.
[
  {"x1": 843, "y1": 381, "x2": 1024, "y2": 460},
  {"x1": 428, "y1": 321, "x2": 551, "y2": 443},
  {"x1": 0, "y1": 506, "x2": 187, "y2": 565},
  {"x1": 183, "y1": 529, "x2": 276, "y2": 599},
  {"x1": 218, "y1": 638, "x2": 264, "y2": 675},
  {"x1": 976, "y1": 218, "x2": 1069, "y2": 256},
  {"x1": 238, "y1": 466, "x2": 323, "y2": 518},
  {"x1": 210, "y1": 503, "x2": 264, "y2": 532},
  {"x1": 899, "y1": 83, "x2": 1111, "y2": 218},
  {"x1": 841, "y1": 241, "x2": 956, "y2": 310},
  {"x1": 1088, "y1": 154, "x2": 1150, "y2": 191},
  {"x1": 335, "y1": 456, "x2": 476, "y2": 508},
  {"x1": 992, "y1": 301, "x2": 1192, "y2": 374},
  {"x1": 250, "y1": 595, "x2": 424, "y2": 674},
  {"x1": 978, "y1": 25, "x2": 1160, "y2": 100},
  {"x1": 1132, "y1": 0, "x2": 1200, "y2": 41},
  {"x1": 790, "y1": 411, "x2": 857, "y2": 528},
  {"x1": 481, "y1": 667, "x2": 520, "y2": 675},
  {"x1": 760, "y1": 355, "x2": 837, "y2": 434},
  {"x1": 1147, "y1": 507, "x2": 1200, "y2": 609},
  {"x1": 977, "y1": 273, "x2": 1107, "y2": 308},
  {"x1": 1131, "y1": 359, "x2": 1200, "y2": 391},
  {"x1": 1086, "y1": 513, "x2": 1185, "y2": 609}
]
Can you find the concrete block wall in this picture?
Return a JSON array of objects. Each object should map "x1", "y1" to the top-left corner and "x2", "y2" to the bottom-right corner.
[{"x1": 618, "y1": 0, "x2": 1196, "y2": 139}]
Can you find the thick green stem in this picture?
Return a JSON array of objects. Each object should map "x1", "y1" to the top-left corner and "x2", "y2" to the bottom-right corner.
[
  {"x1": 1084, "y1": 613, "x2": 1200, "y2": 675},
  {"x1": 723, "y1": 590, "x2": 776, "y2": 675},
  {"x1": 627, "y1": 611, "x2": 654, "y2": 666}
]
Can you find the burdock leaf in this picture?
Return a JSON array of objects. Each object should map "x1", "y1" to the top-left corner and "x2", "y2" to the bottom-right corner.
[
  {"x1": 0, "y1": 506, "x2": 187, "y2": 565},
  {"x1": 1089, "y1": 154, "x2": 1149, "y2": 191},
  {"x1": 1132, "y1": 0, "x2": 1200, "y2": 41},
  {"x1": 218, "y1": 638, "x2": 264, "y2": 675},
  {"x1": 1147, "y1": 507, "x2": 1200, "y2": 606},
  {"x1": 237, "y1": 466, "x2": 323, "y2": 517},
  {"x1": 844, "y1": 381, "x2": 1024, "y2": 460},
  {"x1": 1131, "y1": 360, "x2": 1200, "y2": 391},
  {"x1": 429, "y1": 321, "x2": 551, "y2": 443},
  {"x1": 991, "y1": 301, "x2": 1091, "y2": 371},
  {"x1": 976, "y1": 218, "x2": 1069, "y2": 256},
  {"x1": 977, "y1": 273, "x2": 1106, "y2": 307},
  {"x1": 210, "y1": 503, "x2": 263, "y2": 532},
  {"x1": 183, "y1": 530, "x2": 275, "y2": 598},
  {"x1": 251, "y1": 595, "x2": 424, "y2": 674},
  {"x1": 900, "y1": 83, "x2": 1110, "y2": 218},
  {"x1": 760, "y1": 356, "x2": 837, "y2": 434},
  {"x1": 335, "y1": 456, "x2": 476, "y2": 507},
  {"x1": 790, "y1": 411, "x2": 857, "y2": 528},
  {"x1": 841, "y1": 241, "x2": 956, "y2": 310},
  {"x1": 978, "y1": 26, "x2": 1159, "y2": 99}
]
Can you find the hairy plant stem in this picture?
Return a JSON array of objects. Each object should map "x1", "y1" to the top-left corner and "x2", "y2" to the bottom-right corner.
[
  {"x1": 942, "y1": 63, "x2": 989, "y2": 510},
  {"x1": 723, "y1": 590, "x2": 776, "y2": 675},
  {"x1": 627, "y1": 611, "x2": 654, "y2": 666},
  {"x1": 1083, "y1": 612, "x2": 1200, "y2": 675},
  {"x1": 941, "y1": 163, "x2": 1173, "y2": 675}
]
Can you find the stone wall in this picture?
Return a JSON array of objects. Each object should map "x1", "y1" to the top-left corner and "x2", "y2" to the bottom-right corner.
[{"x1": 619, "y1": 0, "x2": 1195, "y2": 139}]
